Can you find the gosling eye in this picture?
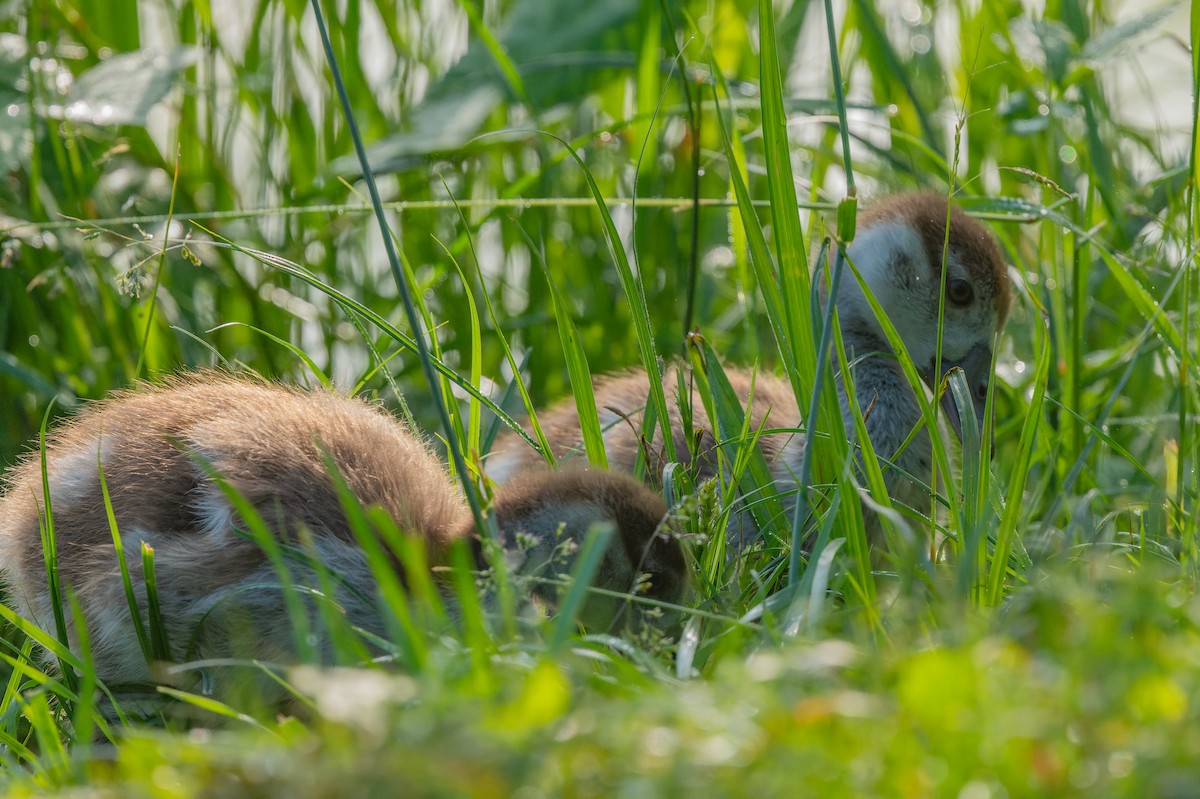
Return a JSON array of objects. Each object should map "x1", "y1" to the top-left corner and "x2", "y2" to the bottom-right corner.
[{"x1": 947, "y1": 278, "x2": 974, "y2": 306}]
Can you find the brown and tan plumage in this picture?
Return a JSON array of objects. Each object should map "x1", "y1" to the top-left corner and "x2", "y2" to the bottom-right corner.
[
  {"x1": 487, "y1": 192, "x2": 1012, "y2": 548},
  {"x1": 0, "y1": 374, "x2": 683, "y2": 691}
]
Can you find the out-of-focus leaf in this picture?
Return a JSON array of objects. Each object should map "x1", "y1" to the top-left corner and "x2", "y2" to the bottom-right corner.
[
  {"x1": 1033, "y1": 19, "x2": 1078, "y2": 84},
  {"x1": 357, "y1": 0, "x2": 639, "y2": 172},
  {"x1": 71, "y1": 0, "x2": 141, "y2": 51},
  {"x1": 0, "y1": 353, "x2": 60, "y2": 398},
  {"x1": 0, "y1": 32, "x2": 25, "y2": 60},
  {"x1": 63, "y1": 48, "x2": 198, "y2": 127},
  {"x1": 1192, "y1": 0, "x2": 1200, "y2": 203},
  {"x1": 0, "y1": 34, "x2": 28, "y2": 175},
  {"x1": 333, "y1": 85, "x2": 504, "y2": 172},
  {"x1": 1009, "y1": 18, "x2": 1077, "y2": 84},
  {"x1": 0, "y1": 104, "x2": 28, "y2": 176},
  {"x1": 437, "y1": 0, "x2": 638, "y2": 98},
  {"x1": 1077, "y1": 4, "x2": 1177, "y2": 64}
]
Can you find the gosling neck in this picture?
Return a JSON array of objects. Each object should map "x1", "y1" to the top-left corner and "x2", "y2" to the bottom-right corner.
[{"x1": 839, "y1": 326, "x2": 931, "y2": 470}]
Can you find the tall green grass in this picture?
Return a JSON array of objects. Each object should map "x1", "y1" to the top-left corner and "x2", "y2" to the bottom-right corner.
[{"x1": 0, "y1": 0, "x2": 1198, "y2": 793}]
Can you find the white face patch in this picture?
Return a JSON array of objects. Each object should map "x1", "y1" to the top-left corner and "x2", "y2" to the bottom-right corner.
[
  {"x1": 840, "y1": 221, "x2": 939, "y2": 364},
  {"x1": 838, "y1": 220, "x2": 998, "y2": 370}
]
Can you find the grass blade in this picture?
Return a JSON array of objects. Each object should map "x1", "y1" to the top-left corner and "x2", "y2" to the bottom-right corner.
[
  {"x1": 97, "y1": 453, "x2": 154, "y2": 672},
  {"x1": 536, "y1": 132, "x2": 676, "y2": 466},
  {"x1": 532, "y1": 235, "x2": 607, "y2": 469},
  {"x1": 547, "y1": 525, "x2": 613, "y2": 654},
  {"x1": 686, "y1": 338, "x2": 788, "y2": 543},
  {"x1": 308, "y1": 0, "x2": 486, "y2": 534},
  {"x1": 34, "y1": 399, "x2": 75, "y2": 690},
  {"x1": 987, "y1": 324, "x2": 1048, "y2": 604},
  {"x1": 157, "y1": 686, "x2": 272, "y2": 731},
  {"x1": 140, "y1": 543, "x2": 172, "y2": 664}
]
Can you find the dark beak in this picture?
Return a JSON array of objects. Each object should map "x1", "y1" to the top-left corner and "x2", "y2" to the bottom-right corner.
[{"x1": 927, "y1": 343, "x2": 994, "y2": 450}]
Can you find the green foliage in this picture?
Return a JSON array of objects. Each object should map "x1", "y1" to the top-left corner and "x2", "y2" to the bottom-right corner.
[{"x1": 0, "y1": 0, "x2": 1196, "y2": 793}]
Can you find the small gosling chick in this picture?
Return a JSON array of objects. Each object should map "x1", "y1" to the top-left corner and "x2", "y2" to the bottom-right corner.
[
  {"x1": 487, "y1": 192, "x2": 1012, "y2": 548},
  {"x1": 0, "y1": 374, "x2": 684, "y2": 691}
]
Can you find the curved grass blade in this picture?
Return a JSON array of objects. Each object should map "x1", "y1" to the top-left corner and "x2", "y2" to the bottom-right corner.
[
  {"x1": 532, "y1": 236, "x2": 607, "y2": 469},
  {"x1": 757, "y1": 0, "x2": 812, "y2": 334},
  {"x1": 207, "y1": 322, "x2": 331, "y2": 387},
  {"x1": 467, "y1": 217, "x2": 560, "y2": 468},
  {"x1": 98, "y1": 453, "x2": 154, "y2": 675},
  {"x1": 987, "y1": 323, "x2": 1049, "y2": 604},
  {"x1": 308, "y1": 0, "x2": 486, "y2": 534},
  {"x1": 947, "y1": 368, "x2": 986, "y2": 599},
  {"x1": 140, "y1": 543, "x2": 172, "y2": 664},
  {"x1": 686, "y1": 339, "x2": 787, "y2": 541},
  {"x1": 157, "y1": 686, "x2": 272, "y2": 732},
  {"x1": 547, "y1": 525, "x2": 613, "y2": 654},
  {"x1": 452, "y1": 0, "x2": 529, "y2": 106},
  {"x1": 0, "y1": 604, "x2": 87, "y2": 678},
  {"x1": 64, "y1": 591, "x2": 99, "y2": 751},
  {"x1": 534, "y1": 131, "x2": 676, "y2": 466},
  {"x1": 188, "y1": 230, "x2": 539, "y2": 452},
  {"x1": 437, "y1": 238, "x2": 485, "y2": 464},
  {"x1": 34, "y1": 398, "x2": 76, "y2": 692}
]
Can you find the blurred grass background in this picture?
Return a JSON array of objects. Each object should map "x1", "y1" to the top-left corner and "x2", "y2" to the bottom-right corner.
[{"x1": 1, "y1": 0, "x2": 1198, "y2": 793}]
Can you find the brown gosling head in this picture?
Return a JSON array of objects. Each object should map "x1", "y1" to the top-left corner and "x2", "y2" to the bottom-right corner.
[
  {"x1": 482, "y1": 469, "x2": 685, "y2": 632},
  {"x1": 837, "y1": 191, "x2": 1011, "y2": 437}
]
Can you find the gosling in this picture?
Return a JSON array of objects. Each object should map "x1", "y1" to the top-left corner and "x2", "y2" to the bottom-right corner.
[
  {"x1": 0, "y1": 374, "x2": 685, "y2": 691},
  {"x1": 486, "y1": 192, "x2": 1012, "y2": 548}
]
